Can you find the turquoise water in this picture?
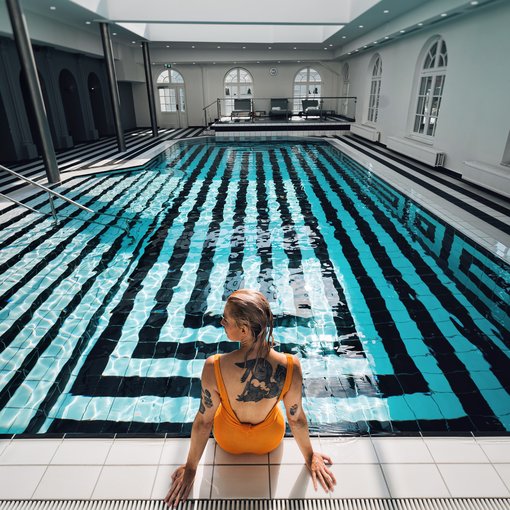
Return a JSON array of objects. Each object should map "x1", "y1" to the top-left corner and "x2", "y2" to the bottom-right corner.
[{"x1": 0, "y1": 138, "x2": 508, "y2": 435}]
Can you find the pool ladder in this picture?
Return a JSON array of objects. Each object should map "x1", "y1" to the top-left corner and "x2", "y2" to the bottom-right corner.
[{"x1": 0, "y1": 164, "x2": 134, "y2": 240}]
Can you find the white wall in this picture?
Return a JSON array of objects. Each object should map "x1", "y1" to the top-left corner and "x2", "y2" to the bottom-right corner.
[
  {"x1": 340, "y1": 1, "x2": 510, "y2": 176},
  {"x1": 138, "y1": 60, "x2": 340, "y2": 127}
]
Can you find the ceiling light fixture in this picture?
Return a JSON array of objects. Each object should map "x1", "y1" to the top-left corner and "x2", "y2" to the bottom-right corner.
[
  {"x1": 418, "y1": 22, "x2": 423, "y2": 26},
  {"x1": 384, "y1": 36, "x2": 389, "y2": 39},
  {"x1": 342, "y1": 36, "x2": 346, "y2": 39},
  {"x1": 441, "y1": 13, "x2": 447, "y2": 17},
  {"x1": 358, "y1": 25, "x2": 364, "y2": 28},
  {"x1": 166, "y1": 45, "x2": 170, "y2": 48},
  {"x1": 383, "y1": 9, "x2": 389, "y2": 13},
  {"x1": 191, "y1": 45, "x2": 195, "y2": 48},
  {"x1": 470, "y1": 0, "x2": 479, "y2": 4},
  {"x1": 400, "y1": 29, "x2": 406, "y2": 33},
  {"x1": 217, "y1": 46, "x2": 221, "y2": 48},
  {"x1": 85, "y1": 21, "x2": 91, "y2": 25},
  {"x1": 242, "y1": 46, "x2": 246, "y2": 49},
  {"x1": 50, "y1": 5, "x2": 56, "y2": 10},
  {"x1": 112, "y1": 32, "x2": 117, "y2": 35},
  {"x1": 329, "y1": 44, "x2": 333, "y2": 47}
]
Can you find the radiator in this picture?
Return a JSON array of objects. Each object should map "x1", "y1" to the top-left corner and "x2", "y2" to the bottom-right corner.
[
  {"x1": 386, "y1": 136, "x2": 445, "y2": 166},
  {"x1": 463, "y1": 160, "x2": 510, "y2": 198},
  {"x1": 350, "y1": 124, "x2": 380, "y2": 142},
  {"x1": 1, "y1": 500, "x2": 510, "y2": 510}
]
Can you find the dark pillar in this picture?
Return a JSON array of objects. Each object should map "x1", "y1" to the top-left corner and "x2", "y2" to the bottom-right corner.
[
  {"x1": 6, "y1": 0, "x2": 60, "y2": 183},
  {"x1": 99, "y1": 22, "x2": 126, "y2": 152},
  {"x1": 142, "y1": 42, "x2": 158, "y2": 137}
]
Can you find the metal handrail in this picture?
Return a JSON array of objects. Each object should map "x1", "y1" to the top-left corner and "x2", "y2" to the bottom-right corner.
[
  {"x1": 1, "y1": 164, "x2": 93, "y2": 219},
  {"x1": 0, "y1": 164, "x2": 134, "y2": 240},
  {"x1": 202, "y1": 100, "x2": 219, "y2": 126}
]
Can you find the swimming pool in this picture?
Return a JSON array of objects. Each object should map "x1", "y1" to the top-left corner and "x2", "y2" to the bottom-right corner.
[{"x1": 0, "y1": 138, "x2": 508, "y2": 435}]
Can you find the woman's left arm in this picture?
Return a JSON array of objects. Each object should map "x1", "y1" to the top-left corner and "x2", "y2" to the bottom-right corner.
[{"x1": 164, "y1": 357, "x2": 220, "y2": 507}]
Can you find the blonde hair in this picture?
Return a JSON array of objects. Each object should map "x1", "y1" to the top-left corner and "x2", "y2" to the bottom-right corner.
[{"x1": 225, "y1": 289, "x2": 274, "y2": 359}]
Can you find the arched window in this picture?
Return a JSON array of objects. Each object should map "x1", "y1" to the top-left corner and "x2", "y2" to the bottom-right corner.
[
  {"x1": 224, "y1": 68, "x2": 253, "y2": 116},
  {"x1": 293, "y1": 67, "x2": 322, "y2": 112},
  {"x1": 413, "y1": 38, "x2": 447, "y2": 137},
  {"x1": 367, "y1": 56, "x2": 382, "y2": 124},
  {"x1": 157, "y1": 69, "x2": 185, "y2": 113}
]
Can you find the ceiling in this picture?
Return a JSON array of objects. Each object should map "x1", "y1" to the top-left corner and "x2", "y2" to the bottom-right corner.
[
  {"x1": 19, "y1": 0, "x2": 431, "y2": 50},
  {"x1": 13, "y1": 0, "x2": 502, "y2": 60}
]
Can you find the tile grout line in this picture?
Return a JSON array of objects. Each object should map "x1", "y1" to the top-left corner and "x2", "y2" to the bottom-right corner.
[
  {"x1": 89, "y1": 435, "x2": 117, "y2": 500},
  {"x1": 29, "y1": 436, "x2": 64, "y2": 499},
  {"x1": 421, "y1": 435, "x2": 453, "y2": 498}
]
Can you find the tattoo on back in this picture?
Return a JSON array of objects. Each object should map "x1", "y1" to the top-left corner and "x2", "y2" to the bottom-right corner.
[
  {"x1": 199, "y1": 388, "x2": 213, "y2": 414},
  {"x1": 290, "y1": 404, "x2": 298, "y2": 416},
  {"x1": 235, "y1": 358, "x2": 287, "y2": 403}
]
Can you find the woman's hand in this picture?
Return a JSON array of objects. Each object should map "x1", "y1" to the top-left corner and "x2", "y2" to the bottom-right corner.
[
  {"x1": 164, "y1": 465, "x2": 196, "y2": 507},
  {"x1": 307, "y1": 452, "x2": 336, "y2": 492}
]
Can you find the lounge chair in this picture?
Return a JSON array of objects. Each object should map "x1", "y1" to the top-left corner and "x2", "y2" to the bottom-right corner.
[
  {"x1": 230, "y1": 98, "x2": 253, "y2": 120},
  {"x1": 302, "y1": 99, "x2": 323, "y2": 119},
  {"x1": 269, "y1": 98, "x2": 292, "y2": 119}
]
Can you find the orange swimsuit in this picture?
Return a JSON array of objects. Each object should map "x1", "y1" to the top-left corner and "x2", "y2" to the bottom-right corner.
[{"x1": 213, "y1": 353, "x2": 294, "y2": 455}]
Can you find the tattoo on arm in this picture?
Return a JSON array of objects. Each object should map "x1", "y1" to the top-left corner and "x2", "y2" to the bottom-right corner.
[
  {"x1": 199, "y1": 388, "x2": 213, "y2": 414},
  {"x1": 290, "y1": 404, "x2": 298, "y2": 416}
]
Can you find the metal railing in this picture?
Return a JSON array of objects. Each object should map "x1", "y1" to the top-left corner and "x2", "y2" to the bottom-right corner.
[
  {"x1": 214, "y1": 95, "x2": 357, "y2": 123},
  {"x1": 0, "y1": 164, "x2": 133, "y2": 239}
]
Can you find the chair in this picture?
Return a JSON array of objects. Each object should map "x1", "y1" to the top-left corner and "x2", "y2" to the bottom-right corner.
[
  {"x1": 302, "y1": 99, "x2": 322, "y2": 119},
  {"x1": 230, "y1": 98, "x2": 253, "y2": 120},
  {"x1": 269, "y1": 98, "x2": 292, "y2": 119}
]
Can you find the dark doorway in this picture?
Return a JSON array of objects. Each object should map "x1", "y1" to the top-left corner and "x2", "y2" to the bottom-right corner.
[
  {"x1": 88, "y1": 72, "x2": 109, "y2": 137},
  {"x1": 0, "y1": 91, "x2": 17, "y2": 164},
  {"x1": 19, "y1": 70, "x2": 58, "y2": 155},
  {"x1": 59, "y1": 69, "x2": 86, "y2": 143}
]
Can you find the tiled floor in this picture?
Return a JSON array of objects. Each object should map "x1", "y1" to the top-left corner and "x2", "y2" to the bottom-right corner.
[{"x1": 0, "y1": 436, "x2": 509, "y2": 500}]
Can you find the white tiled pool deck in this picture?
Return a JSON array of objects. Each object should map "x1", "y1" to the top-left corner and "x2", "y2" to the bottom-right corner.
[{"x1": 1, "y1": 436, "x2": 510, "y2": 500}]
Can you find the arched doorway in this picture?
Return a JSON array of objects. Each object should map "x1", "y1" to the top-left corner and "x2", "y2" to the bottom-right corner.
[
  {"x1": 19, "y1": 70, "x2": 57, "y2": 155},
  {"x1": 88, "y1": 72, "x2": 108, "y2": 137},
  {"x1": 0, "y1": 90, "x2": 17, "y2": 163},
  {"x1": 59, "y1": 69, "x2": 86, "y2": 143}
]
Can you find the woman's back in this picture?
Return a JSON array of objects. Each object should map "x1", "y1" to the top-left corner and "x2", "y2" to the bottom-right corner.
[{"x1": 217, "y1": 348, "x2": 291, "y2": 425}]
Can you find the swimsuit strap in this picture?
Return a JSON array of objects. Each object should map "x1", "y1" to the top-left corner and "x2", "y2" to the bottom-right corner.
[
  {"x1": 280, "y1": 353, "x2": 294, "y2": 400},
  {"x1": 213, "y1": 354, "x2": 237, "y2": 419}
]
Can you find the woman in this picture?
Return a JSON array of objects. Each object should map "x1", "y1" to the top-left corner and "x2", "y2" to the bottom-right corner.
[{"x1": 165, "y1": 289, "x2": 336, "y2": 507}]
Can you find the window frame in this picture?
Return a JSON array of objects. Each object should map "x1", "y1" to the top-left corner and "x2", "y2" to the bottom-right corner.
[
  {"x1": 156, "y1": 69, "x2": 186, "y2": 113},
  {"x1": 292, "y1": 67, "x2": 322, "y2": 113},
  {"x1": 410, "y1": 37, "x2": 448, "y2": 142},
  {"x1": 367, "y1": 56, "x2": 382, "y2": 125}
]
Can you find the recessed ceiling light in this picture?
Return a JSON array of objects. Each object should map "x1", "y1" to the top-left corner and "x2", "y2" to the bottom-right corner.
[
  {"x1": 373, "y1": 41, "x2": 378, "y2": 44},
  {"x1": 132, "y1": 41, "x2": 136, "y2": 44},
  {"x1": 347, "y1": 52, "x2": 351, "y2": 55},
  {"x1": 441, "y1": 13, "x2": 447, "y2": 17},
  {"x1": 329, "y1": 44, "x2": 333, "y2": 47},
  {"x1": 383, "y1": 9, "x2": 389, "y2": 13},
  {"x1": 341, "y1": 36, "x2": 346, "y2": 39},
  {"x1": 363, "y1": 45, "x2": 367, "y2": 48},
  {"x1": 355, "y1": 49, "x2": 359, "y2": 52},
  {"x1": 400, "y1": 29, "x2": 406, "y2": 33},
  {"x1": 192, "y1": 62, "x2": 196, "y2": 64},
  {"x1": 166, "y1": 45, "x2": 170, "y2": 48},
  {"x1": 256, "y1": 61, "x2": 260, "y2": 63},
  {"x1": 217, "y1": 46, "x2": 221, "y2": 48},
  {"x1": 191, "y1": 45, "x2": 195, "y2": 48},
  {"x1": 324, "y1": 47, "x2": 328, "y2": 50},
  {"x1": 293, "y1": 47, "x2": 297, "y2": 50},
  {"x1": 358, "y1": 25, "x2": 364, "y2": 28},
  {"x1": 242, "y1": 46, "x2": 246, "y2": 49},
  {"x1": 268, "y1": 46, "x2": 272, "y2": 49},
  {"x1": 213, "y1": 62, "x2": 216, "y2": 64},
  {"x1": 50, "y1": 6, "x2": 56, "y2": 10},
  {"x1": 112, "y1": 32, "x2": 117, "y2": 35},
  {"x1": 384, "y1": 36, "x2": 389, "y2": 39},
  {"x1": 418, "y1": 22, "x2": 423, "y2": 26},
  {"x1": 470, "y1": 0, "x2": 479, "y2": 4},
  {"x1": 277, "y1": 60, "x2": 281, "y2": 63},
  {"x1": 85, "y1": 21, "x2": 91, "y2": 25}
]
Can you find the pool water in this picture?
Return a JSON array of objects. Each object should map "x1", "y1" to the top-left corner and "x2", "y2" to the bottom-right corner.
[{"x1": 0, "y1": 139, "x2": 508, "y2": 435}]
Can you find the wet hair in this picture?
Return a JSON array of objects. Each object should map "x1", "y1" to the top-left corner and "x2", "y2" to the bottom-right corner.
[{"x1": 225, "y1": 289, "x2": 274, "y2": 358}]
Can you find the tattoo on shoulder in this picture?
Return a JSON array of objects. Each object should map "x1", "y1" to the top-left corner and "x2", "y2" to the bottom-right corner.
[
  {"x1": 199, "y1": 388, "x2": 213, "y2": 414},
  {"x1": 235, "y1": 358, "x2": 287, "y2": 403},
  {"x1": 290, "y1": 404, "x2": 298, "y2": 416}
]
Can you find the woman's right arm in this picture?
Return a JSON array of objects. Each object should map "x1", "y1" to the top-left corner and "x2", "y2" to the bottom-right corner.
[
  {"x1": 282, "y1": 355, "x2": 337, "y2": 493},
  {"x1": 164, "y1": 356, "x2": 220, "y2": 507}
]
